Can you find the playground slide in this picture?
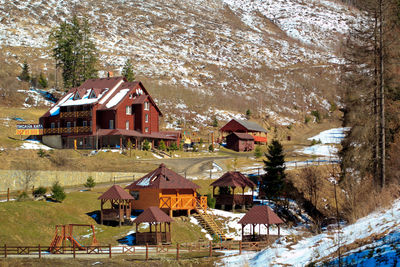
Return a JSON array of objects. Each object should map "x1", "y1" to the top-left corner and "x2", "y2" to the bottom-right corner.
[{"x1": 68, "y1": 236, "x2": 85, "y2": 250}]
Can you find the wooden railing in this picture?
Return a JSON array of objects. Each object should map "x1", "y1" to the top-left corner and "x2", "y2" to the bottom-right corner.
[
  {"x1": 159, "y1": 195, "x2": 207, "y2": 210},
  {"x1": 43, "y1": 126, "x2": 91, "y2": 135},
  {"x1": 0, "y1": 240, "x2": 274, "y2": 260},
  {"x1": 60, "y1": 111, "x2": 91, "y2": 118}
]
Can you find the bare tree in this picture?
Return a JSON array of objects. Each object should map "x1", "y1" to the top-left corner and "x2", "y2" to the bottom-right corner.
[
  {"x1": 14, "y1": 161, "x2": 38, "y2": 192},
  {"x1": 301, "y1": 167, "x2": 323, "y2": 209}
]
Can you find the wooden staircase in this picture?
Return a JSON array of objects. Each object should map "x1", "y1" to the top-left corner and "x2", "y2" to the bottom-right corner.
[{"x1": 194, "y1": 200, "x2": 227, "y2": 240}]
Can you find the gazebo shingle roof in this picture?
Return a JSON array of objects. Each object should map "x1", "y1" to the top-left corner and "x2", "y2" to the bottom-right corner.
[
  {"x1": 210, "y1": 171, "x2": 256, "y2": 189},
  {"x1": 98, "y1": 185, "x2": 134, "y2": 200},
  {"x1": 133, "y1": 206, "x2": 174, "y2": 223},
  {"x1": 125, "y1": 164, "x2": 200, "y2": 190},
  {"x1": 238, "y1": 205, "x2": 284, "y2": 225}
]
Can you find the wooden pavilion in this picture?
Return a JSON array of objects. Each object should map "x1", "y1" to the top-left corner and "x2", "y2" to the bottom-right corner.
[
  {"x1": 210, "y1": 171, "x2": 256, "y2": 211},
  {"x1": 133, "y1": 206, "x2": 174, "y2": 245},
  {"x1": 238, "y1": 205, "x2": 284, "y2": 242},
  {"x1": 98, "y1": 185, "x2": 134, "y2": 226},
  {"x1": 125, "y1": 164, "x2": 207, "y2": 217}
]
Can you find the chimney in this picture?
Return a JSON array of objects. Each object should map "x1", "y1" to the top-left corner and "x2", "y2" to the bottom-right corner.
[{"x1": 107, "y1": 71, "x2": 114, "y2": 78}]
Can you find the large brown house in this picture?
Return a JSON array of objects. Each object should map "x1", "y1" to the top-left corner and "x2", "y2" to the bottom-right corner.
[{"x1": 39, "y1": 76, "x2": 180, "y2": 149}]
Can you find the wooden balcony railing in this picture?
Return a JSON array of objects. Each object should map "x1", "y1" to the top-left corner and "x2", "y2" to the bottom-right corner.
[
  {"x1": 159, "y1": 195, "x2": 207, "y2": 211},
  {"x1": 60, "y1": 110, "x2": 91, "y2": 118},
  {"x1": 43, "y1": 126, "x2": 92, "y2": 135}
]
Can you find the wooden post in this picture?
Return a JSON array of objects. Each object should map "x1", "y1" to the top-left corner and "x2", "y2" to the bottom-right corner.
[
  {"x1": 7, "y1": 188, "x2": 10, "y2": 202},
  {"x1": 38, "y1": 244, "x2": 41, "y2": 259},
  {"x1": 73, "y1": 242, "x2": 76, "y2": 259},
  {"x1": 209, "y1": 241, "x2": 212, "y2": 257},
  {"x1": 109, "y1": 244, "x2": 112, "y2": 258},
  {"x1": 145, "y1": 243, "x2": 149, "y2": 261},
  {"x1": 239, "y1": 241, "x2": 242, "y2": 255},
  {"x1": 176, "y1": 243, "x2": 180, "y2": 260},
  {"x1": 4, "y1": 244, "x2": 7, "y2": 258}
]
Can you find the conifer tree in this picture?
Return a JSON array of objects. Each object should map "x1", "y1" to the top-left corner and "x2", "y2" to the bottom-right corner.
[
  {"x1": 38, "y1": 72, "x2": 48, "y2": 88},
  {"x1": 49, "y1": 15, "x2": 98, "y2": 88},
  {"x1": 19, "y1": 61, "x2": 30, "y2": 82},
  {"x1": 122, "y1": 58, "x2": 135, "y2": 82},
  {"x1": 261, "y1": 140, "x2": 286, "y2": 200}
]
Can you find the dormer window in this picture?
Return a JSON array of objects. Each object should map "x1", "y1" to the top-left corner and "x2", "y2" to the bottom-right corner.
[
  {"x1": 74, "y1": 91, "x2": 81, "y2": 100},
  {"x1": 89, "y1": 90, "x2": 97, "y2": 99}
]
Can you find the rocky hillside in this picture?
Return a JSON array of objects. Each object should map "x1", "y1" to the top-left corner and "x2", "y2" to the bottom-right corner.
[{"x1": 0, "y1": 0, "x2": 361, "y2": 130}]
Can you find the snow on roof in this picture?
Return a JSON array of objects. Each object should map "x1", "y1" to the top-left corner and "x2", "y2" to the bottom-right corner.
[
  {"x1": 60, "y1": 89, "x2": 108, "y2": 107},
  {"x1": 49, "y1": 93, "x2": 73, "y2": 116},
  {"x1": 105, "y1": 88, "x2": 130, "y2": 108},
  {"x1": 99, "y1": 79, "x2": 124, "y2": 105}
]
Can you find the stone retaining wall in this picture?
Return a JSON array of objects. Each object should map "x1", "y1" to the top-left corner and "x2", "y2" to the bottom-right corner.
[{"x1": 0, "y1": 170, "x2": 146, "y2": 191}]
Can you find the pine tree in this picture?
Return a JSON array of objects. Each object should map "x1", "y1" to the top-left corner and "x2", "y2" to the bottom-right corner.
[
  {"x1": 51, "y1": 181, "x2": 66, "y2": 202},
  {"x1": 84, "y1": 176, "x2": 96, "y2": 191},
  {"x1": 159, "y1": 140, "x2": 166, "y2": 151},
  {"x1": 142, "y1": 139, "x2": 150, "y2": 151},
  {"x1": 246, "y1": 109, "x2": 252, "y2": 119},
  {"x1": 38, "y1": 72, "x2": 48, "y2": 88},
  {"x1": 261, "y1": 140, "x2": 286, "y2": 200},
  {"x1": 19, "y1": 61, "x2": 30, "y2": 82},
  {"x1": 212, "y1": 117, "x2": 218, "y2": 127},
  {"x1": 122, "y1": 58, "x2": 135, "y2": 82},
  {"x1": 49, "y1": 15, "x2": 98, "y2": 88}
]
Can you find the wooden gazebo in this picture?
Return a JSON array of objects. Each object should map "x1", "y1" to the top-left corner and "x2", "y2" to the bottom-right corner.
[
  {"x1": 133, "y1": 206, "x2": 174, "y2": 245},
  {"x1": 210, "y1": 171, "x2": 256, "y2": 211},
  {"x1": 125, "y1": 163, "x2": 206, "y2": 217},
  {"x1": 238, "y1": 205, "x2": 284, "y2": 242},
  {"x1": 98, "y1": 185, "x2": 134, "y2": 226}
]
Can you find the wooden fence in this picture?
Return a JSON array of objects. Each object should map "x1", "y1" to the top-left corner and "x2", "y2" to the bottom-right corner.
[{"x1": 0, "y1": 240, "x2": 272, "y2": 260}]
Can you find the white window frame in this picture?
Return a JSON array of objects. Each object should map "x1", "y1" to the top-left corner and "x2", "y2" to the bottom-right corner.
[
  {"x1": 145, "y1": 127, "x2": 149, "y2": 133},
  {"x1": 145, "y1": 114, "x2": 149, "y2": 123},
  {"x1": 144, "y1": 102, "x2": 150, "y2": 111},
  {"x1": 126, "y1": 120, "x2": 130, "y2": 130},
  {"x1": 109, "y1": 120, "x2": 114, "y2": 129},
  {"x1": 126, "y1": 105, "x2": 132, "y2": 115}
]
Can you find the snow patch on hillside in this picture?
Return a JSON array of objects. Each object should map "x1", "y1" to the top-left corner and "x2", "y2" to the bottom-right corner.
[{"x1": 220, "y1": 199, "x2": 400, "y2": 266}]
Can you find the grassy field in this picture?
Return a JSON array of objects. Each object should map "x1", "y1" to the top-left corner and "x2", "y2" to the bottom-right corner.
[{"x1": 0, "y1": 180, "x2": 215, "y2": 246}]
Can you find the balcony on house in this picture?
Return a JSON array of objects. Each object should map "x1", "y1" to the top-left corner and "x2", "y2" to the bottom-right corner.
[{"x1": 59, "y1": 105, "x2": 92, "y2": 118}]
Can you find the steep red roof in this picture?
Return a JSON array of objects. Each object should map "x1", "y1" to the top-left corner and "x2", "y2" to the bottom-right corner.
[
  {"x1": 79, "y1": 77, "x2": 125, "y2": 90},
  {"x1": 220, "y1": 119, "x2": 267, "y2": 133},
  {"x1": 125, "y1": 164, "x2": 200, "y2": 190},
  {"x1": 210, "y1": 171, "x2": 256, "y2": 189},
  {"x1": 98, "y1": 185, "x2": 134, "y2": 200},
  {"x1": 238, "y1": 206, "x2": 284, "y2": 225},
  {"x1": 133, "y1": 206, "x2": 174, "y2": 223}
]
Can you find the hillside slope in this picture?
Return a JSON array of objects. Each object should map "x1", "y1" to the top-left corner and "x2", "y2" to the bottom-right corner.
[
  {"x1": 220, "y1": 198, "x2": 400, "y2": 266},
  {"x1": 0, "y1": 0, "x2": 362, "y2": 129}
]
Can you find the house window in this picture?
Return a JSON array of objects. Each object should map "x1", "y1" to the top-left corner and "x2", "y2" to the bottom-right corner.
[
  {"x1": 50, "y1": 122, "x2": 55, "y2": 129},
  {"x1": 145, "y1": 114, "x2": 149, "y2": 123},
  {"x1": 89, "y1": 90, "x2": 96, "y2": 99},
  {"x1": 109, "y1": 120, "x2": 114, "y2": 129},
  {"x1": 89, "y1": 120, "x2": 92, "y2": 127},
  {"x1": 83, "y1": 121, "x2": 87, "y2": 127},
  {"x1": 144, "y1": 102, "x2": 150, "y2": 111},
  {"x1": 67, "y1": 122, "x2": 72, "y2": 128},
  {"x1": 74, "y1": 92, "x2": 81, "y2": 100},
  {"x1": 126, "y1": 105, "x2": 132, "y2": 115},
  {"x1": 130, "y1": 191, "x2": 139, "y2": 200},
  {"x1": 145, "y1": 127, "x2": 149, "y2": 133},
  {"x1": 126, "y1": 120, "x2": 129, "y2": 130}
]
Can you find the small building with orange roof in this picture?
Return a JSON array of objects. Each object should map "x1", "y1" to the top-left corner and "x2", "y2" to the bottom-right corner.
[{"x1": 125, "y1": 164, "x2": 207, "y2": 217}]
